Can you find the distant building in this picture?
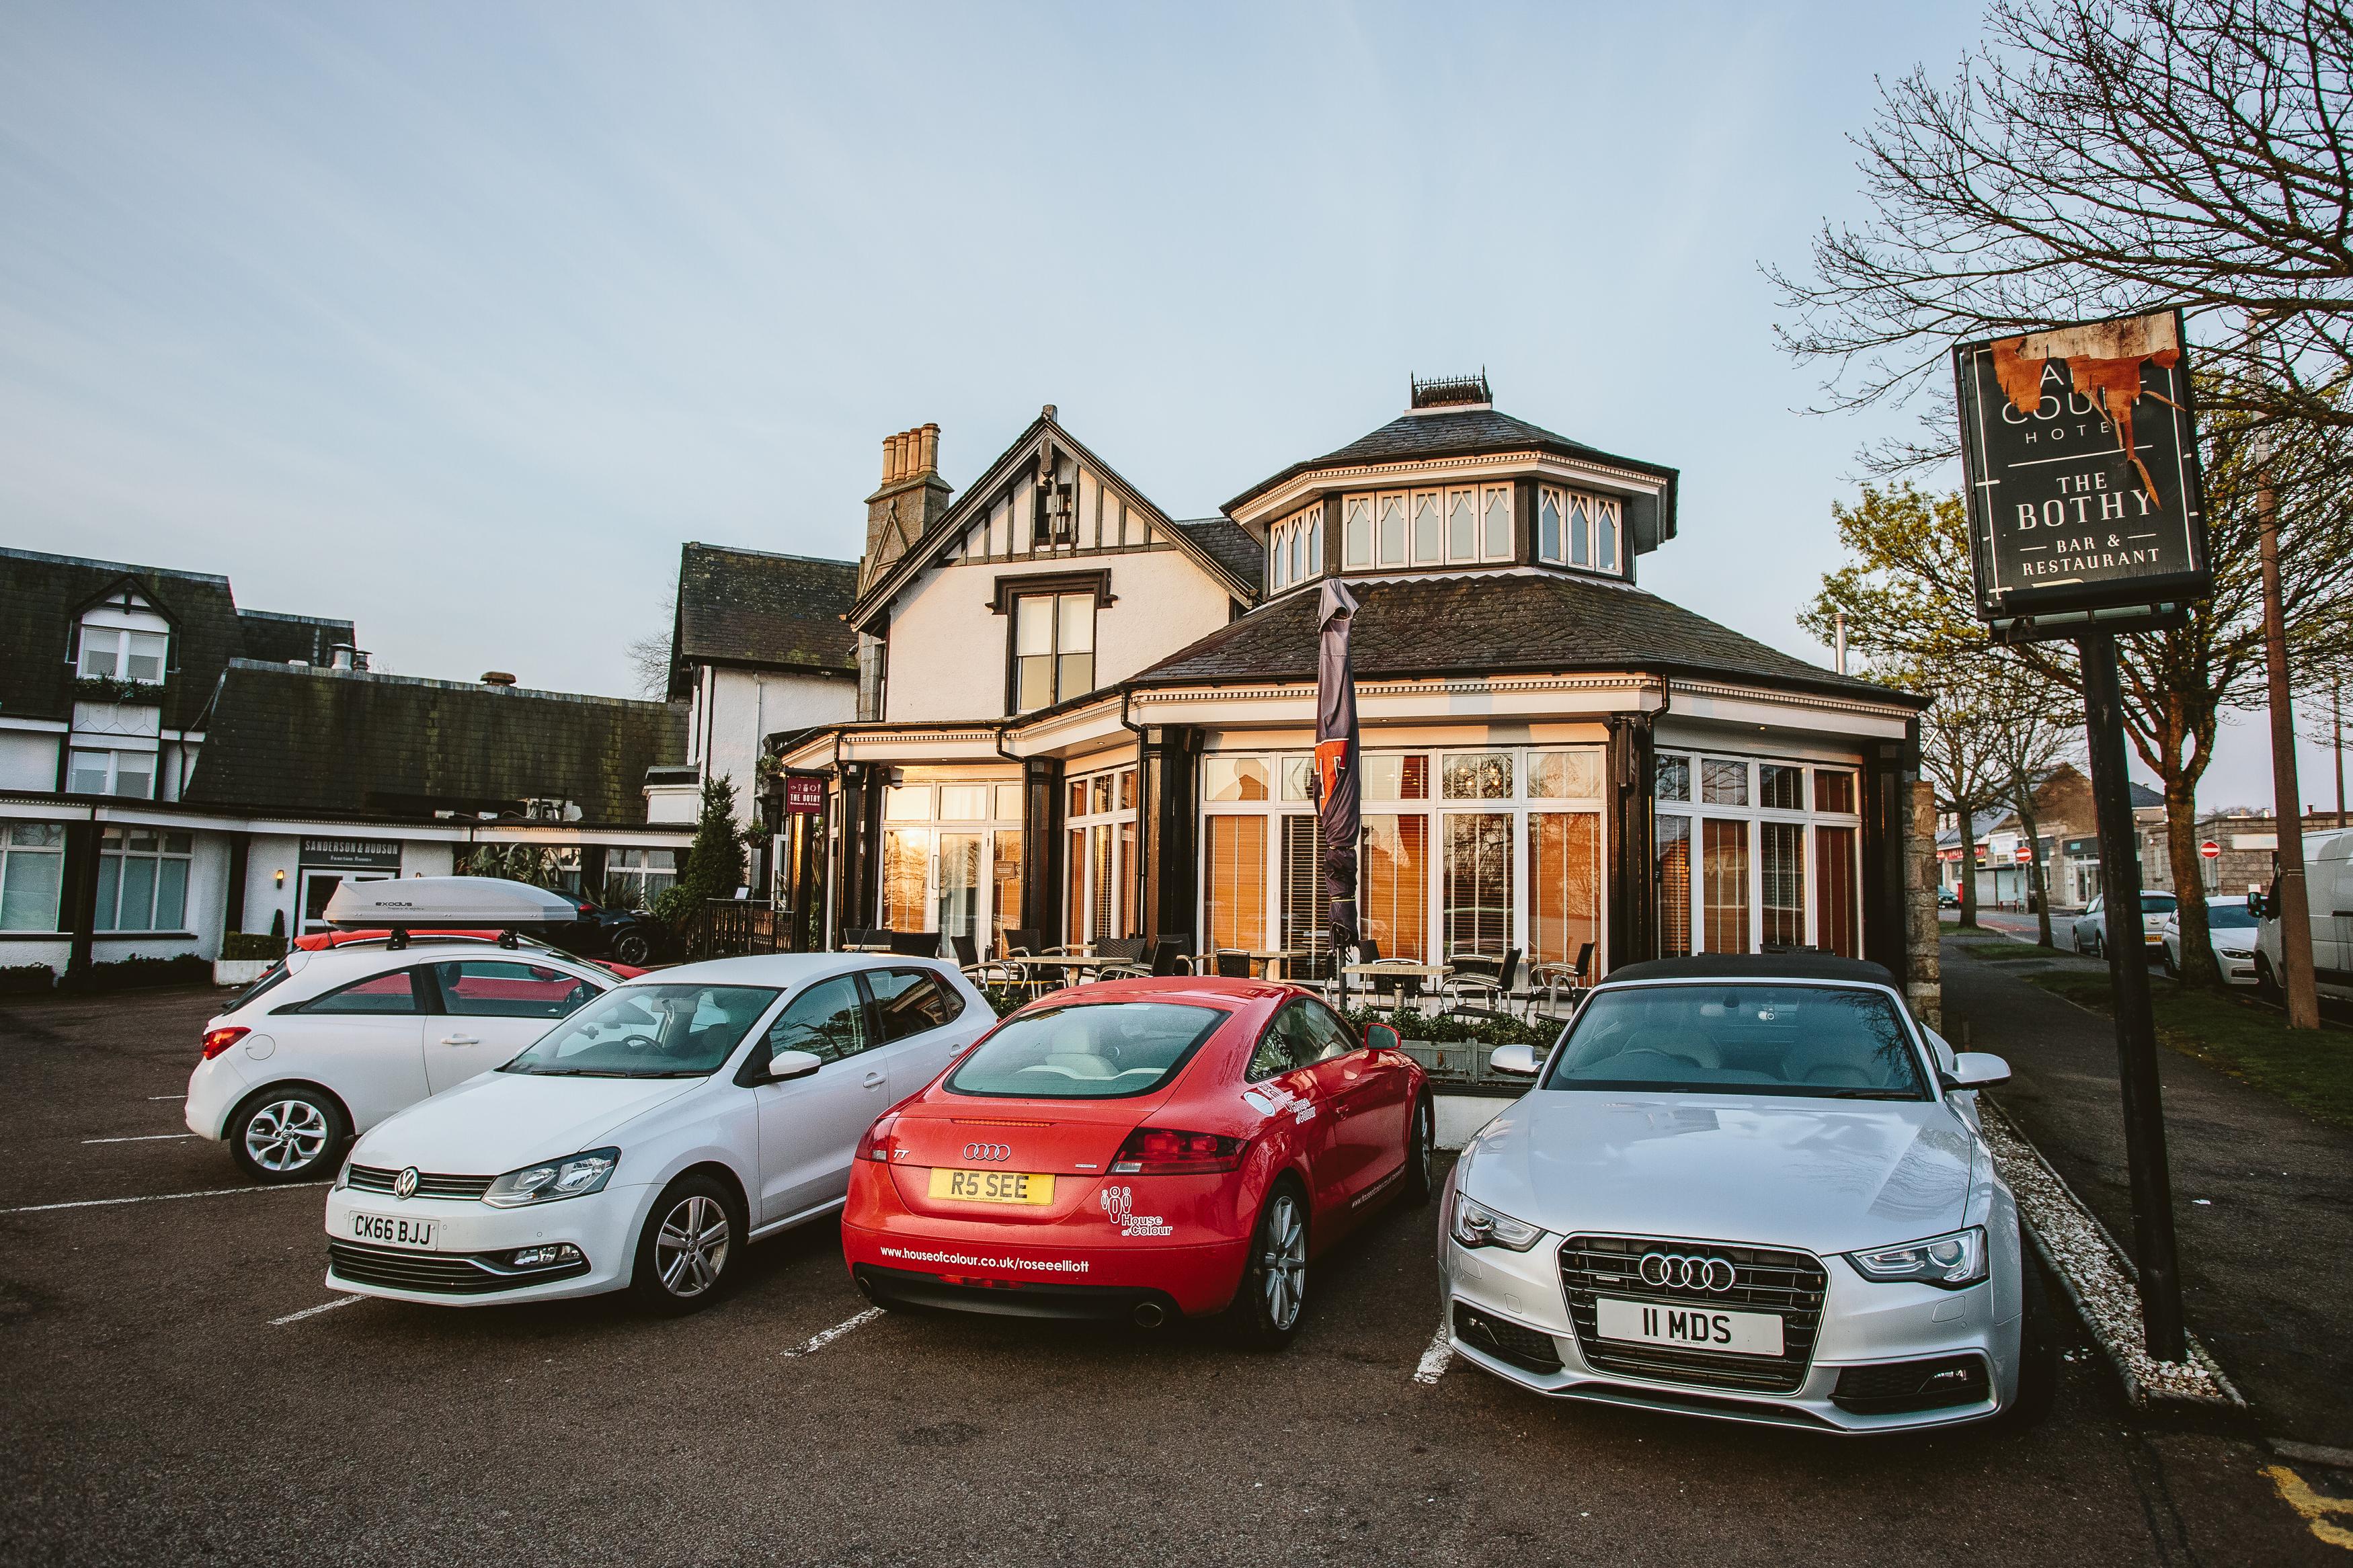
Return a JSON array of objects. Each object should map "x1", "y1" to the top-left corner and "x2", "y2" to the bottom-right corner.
[
  {"x1": 0, "y1": 546, "x2": 688, "y2": 979},
  {"x1": 1936, "y1": 765, "x2": 2163, "y2": 910}
]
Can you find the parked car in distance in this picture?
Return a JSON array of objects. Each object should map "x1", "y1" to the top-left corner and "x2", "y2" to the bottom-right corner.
[
  {"x1": 1447, "y1": 952, "x2": 2049, "y2": 1434},
  {"x1": 2159, "y1": 897, "x2": 2260, "y2": 985},
  {"x1": 188, "y1": 940, "x2": 617, "y2": 1182},
  {"x1": 2251, "y1": 829, "x2": 2353, "y2": 1003},
  {"x1": 322, "y1": 953, "x2": 994, "y2": 1312},
  {"x1": 1937, "y1": 886, "x2": 1960, "y2": 910},
  {"x1": 2068, "y1": 891, "x2": 2177, "y2": 958},
  {"x1": 840, "y1": 977, "x2": 1432, "y2": 1347}
]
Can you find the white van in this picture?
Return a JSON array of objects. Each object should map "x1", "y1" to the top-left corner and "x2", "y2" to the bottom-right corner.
[{"x1": 2251, "y1": 829, "x2": 2353, "y2": 1002}]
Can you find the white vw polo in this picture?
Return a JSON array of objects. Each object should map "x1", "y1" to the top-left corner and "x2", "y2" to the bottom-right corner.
[
  {"x1": 322, "y1": 952, "x2": 992, "y2": 1313},
  {"x1": 1442, "y1": 953, "x2": 2052, "y2": 1434}
]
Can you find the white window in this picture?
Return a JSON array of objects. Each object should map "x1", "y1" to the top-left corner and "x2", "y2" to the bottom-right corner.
[
  {"x1": 69, "y1": 748, "x2": 153, "y2": 799},
  {"x1": 1536, "y1": 486, "x2": 1625, "y2": 574},
  {"x1": 1265, "y1": 504, "x2": 1324, "y2": 596},
  {"x1": 1012, "y1": 591, "x2": 1095, "y2": 713},
  {"x1": 1343, "y1": 495, "x2": 1373, "y2": 568},
  {"x1": 96, "y1": 827, "x2": 192, "y2": 932},
  {"x1": 1346, "y1": 486, "x2": 1512, "y2": 571},
  {"x1": 602, "y1": 848, "x2": 676, "y2": 909},
  {"x1": 79, "y1": 626, "x2": 167, "y2": 685},
  {"x1": 0, "y1": 823, "x2": 66, "y2": 932}
]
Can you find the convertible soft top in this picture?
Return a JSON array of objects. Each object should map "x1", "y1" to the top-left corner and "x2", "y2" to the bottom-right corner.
[{"x1": 1601, "y1": 952, "x2": 1899, "y2": 989}]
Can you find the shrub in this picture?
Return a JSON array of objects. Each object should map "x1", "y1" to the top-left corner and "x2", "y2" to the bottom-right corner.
[
  {"x1": 220, "y1": 932, "x2": 286, "y2": 961},
  {"x1": 58, "y1": 954, "x2": 213, "y2": 993},
  {"x1": 0, "y1": 963, "x2": 54, "y2": 995},
  {"x1": 651, "y1": 775, "x2": 746, "y2": 931},
  {"x1": 1335, "y1": 1005, "x2": 1552, "y2": 1048}
]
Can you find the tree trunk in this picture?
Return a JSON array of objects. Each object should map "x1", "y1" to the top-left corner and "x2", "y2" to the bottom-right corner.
[
  {"x1": 1956, "y1": 813, "x2": 1981, "y2": 929},
  {"x1": 2016, "y1": 783, "x2": 2053, "y2": 948},
  {"x1": 2163, "y1": 772, "x2": 2220, "y2": 987}
]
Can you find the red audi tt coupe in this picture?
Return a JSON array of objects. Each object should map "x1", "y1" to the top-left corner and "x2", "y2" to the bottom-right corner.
[{"x1": 841, "y1": 976, "x2": 1433, "y2": 1347}]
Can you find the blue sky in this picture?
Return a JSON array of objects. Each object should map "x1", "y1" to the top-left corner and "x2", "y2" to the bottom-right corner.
[{"x1": 1, "y1": 1, "x2": 2337, "y2": 808}]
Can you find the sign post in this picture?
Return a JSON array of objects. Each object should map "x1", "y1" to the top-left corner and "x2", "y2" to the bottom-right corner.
[{"x1": 1955, "y1": 308, "x2": 2208, "y2": 1363}]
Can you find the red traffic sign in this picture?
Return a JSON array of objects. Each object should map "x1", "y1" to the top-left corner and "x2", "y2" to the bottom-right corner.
[
  {"x1": 2199, "y1": 839, "x2": 2221, "y2": 859},
  {"x1": 2014, "y1": 845, "x2": 2034, "y2": 863}
]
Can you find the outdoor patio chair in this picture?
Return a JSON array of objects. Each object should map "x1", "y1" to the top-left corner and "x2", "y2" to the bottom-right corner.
[
  {"x1": 841, "y1": 927, "x2": 878, "y2": 950},
  {"x1": 1451, "y1": 947, "x2": 1522, "y2": 1019},
  {"x1": 1212, "y1": 950, "x2": 1254, "y2": 979},
  {"x1": 1148, "y1": 934, "x2": 1193, "y2": 975},
  {"x1": 887, "y1": 930, "x2": 941, "y2": 958},
  {"x1": 1095, "y1": 936, "x2": 1150, "y2": 979},
  {"x1": 951, "y1": 933, "x2": 1021, "y2": 989}
]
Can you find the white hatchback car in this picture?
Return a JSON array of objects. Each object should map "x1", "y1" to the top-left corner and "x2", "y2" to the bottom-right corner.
[
  {"x1": 188, "y1": 940, "x2": 619, "y2": 1183},
  {"x1": 321, "y1": 953, "x2": 992, "y2": 1313},
  {"x1": 2158, "y1": 896, "x2": 2260, "y2": 985}
]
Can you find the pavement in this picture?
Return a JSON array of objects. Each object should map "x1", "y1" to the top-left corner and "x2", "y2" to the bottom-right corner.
[
  {"x1": 2, "y1": 983, "x2": 2346, "y2": 1566},
  {"x1": 1944, "y1": 915, "x2": 2353, "y2": 1456}
]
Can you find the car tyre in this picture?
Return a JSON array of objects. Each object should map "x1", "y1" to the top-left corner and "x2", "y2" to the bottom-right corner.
[
  {"x1": 2000, "y1": 1257, "x2": 2060, "y2": 1429},
  {"x1": 610, "y1": 927, "x2": 655, "y2": 968},
  {"x1": 2080, "y1": 930, "x2": 2102, "y2": 960},
  {"x1": 228, "y1": 1086, "x2": 346, "y2": 1182},
  {"x1": 1228, "y1": 1179, "x2": 1310, "y2": 1351},
  {"x1": 2256, "y1": 954, "x2": 2282, "y2": 1005},
  {"x1": 630, "y1": 1175, "x2": 742, "y2": 1315},
  {"x1": 2159, "y1": 945, "x2": 2178, "y2": 979},
  {"x1": 1404, "y1": 1094, "x2": 1437, "y2": 1206}
]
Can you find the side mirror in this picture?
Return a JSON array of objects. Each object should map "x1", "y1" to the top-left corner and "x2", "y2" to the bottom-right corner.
[
  {"x1": 1490, "y1": 1043, "x2": 1538, "y2": 1076},
  {"x1": 1363, "y1": 1022, "x2": 1401, "y2": 1054},
  {"x1": 1940, "y1": 1052, "x2": 2011, "y2": 1091},
  {"x1": 765, "y1": 1048, "x2": 822, "y2": 1083},
  {"x1": 2247, "y1": 891, "x2": 2266, "y2": 918}
]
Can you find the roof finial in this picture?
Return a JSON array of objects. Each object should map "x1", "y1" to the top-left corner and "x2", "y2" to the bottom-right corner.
[{"x1": 1408, "y1": 370, "x2": 1492, "y2": 411}]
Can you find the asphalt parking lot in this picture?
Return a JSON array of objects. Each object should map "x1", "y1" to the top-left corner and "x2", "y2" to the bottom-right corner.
[{"x1": 2, "y1": 986, "x2": 2343, "y2": 1567}]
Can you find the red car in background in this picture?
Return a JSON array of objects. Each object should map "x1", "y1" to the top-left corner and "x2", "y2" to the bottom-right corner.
[{"x1": 842, "y1": 977, "x2": 1432, "y2": 1347}]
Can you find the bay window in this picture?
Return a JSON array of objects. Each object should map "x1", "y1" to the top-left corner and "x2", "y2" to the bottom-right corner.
[
  {"x1": 1654, "y1": 750, "x2": 1863, "y2": 957},
  {"x1": 1536, "y1": 485, "x2": 1625, "y2": 575},
  {"x1": 79, "y1": 626, "x2": 167, "y2": 684}
]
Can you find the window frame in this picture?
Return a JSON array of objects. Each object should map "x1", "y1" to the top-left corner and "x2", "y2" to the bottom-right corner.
[
  {"x1": 68, "y1": 747, "x2": 156, "y2": 800},
  {"x1": 1533, "y1": 485, "x2": 1627, "y2": 577},
  {"x1": 1006, "y1": 589, "x2": 1099, "y2": 714},
  {"x1": 284, "y1": 966, "x2": 432, "y2": 1016},
  {"x1": 93, "y1": 825, "x2": 191, "y2": 932},
  {"x1": 1652, "y1": 749, "x2": 1864, "y2": 958},
  {"x1": 0, "y1": 823, "x2": 67, "y2": 933}
]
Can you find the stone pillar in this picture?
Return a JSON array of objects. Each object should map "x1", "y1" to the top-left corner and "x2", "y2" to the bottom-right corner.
[{"x1": 1907, "y1": 778, "x2": 1944, "y2": 1031}]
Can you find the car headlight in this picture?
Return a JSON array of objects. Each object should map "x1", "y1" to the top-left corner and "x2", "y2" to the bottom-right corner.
[
  {"x1": 482, "y1": 1147, "x2": 620, "y2": 1208},
  {"x1": 1846, "y1": 1227, "x2": 1986, "y2": 1289},
  {"x1": 1449, "y1": 1194, "x2": 1544, "y2": 1251}
]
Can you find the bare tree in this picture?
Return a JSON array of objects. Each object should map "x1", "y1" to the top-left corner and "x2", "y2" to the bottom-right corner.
[
  {"x1": 1983, "y1": 661, "x2": 2085, "y2": 946},
  {"x1": 1771, "y1": 0, "x2": 2353, "y2": 474},
  {"x1": 625, "y1": 571, "x2": 681, "y2": 702},
  {"x1": 1899, "y1": 660, "x2": 2013, "y2": 930}
]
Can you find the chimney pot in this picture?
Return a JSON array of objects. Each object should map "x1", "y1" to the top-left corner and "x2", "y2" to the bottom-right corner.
[
  {"x1": 918, "y1": 423, "x2": 939, "y2": 474},
  {"x1": 481, "y1": 671, "x2": 517, "y2": 687},
  {"x1": 881, "y1": 434, "x2": 900, "y2": 485}
]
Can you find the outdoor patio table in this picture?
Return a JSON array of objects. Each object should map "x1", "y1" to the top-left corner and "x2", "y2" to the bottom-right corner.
[
  {"x1": 1006, "y1": 953, "x2": 1117, "y2": 986},
  {"x1": 1241, "y1": 948, "x2": 1304, "y2": 979}
]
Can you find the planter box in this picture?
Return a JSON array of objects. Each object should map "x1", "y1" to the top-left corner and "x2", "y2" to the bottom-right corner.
[
  {"x1": 213, "y1": 958, "x2": 272, "y2": 987},
  {"x1": 1400, "y1": 1039, "x2": 1527, "y2": 1096}
]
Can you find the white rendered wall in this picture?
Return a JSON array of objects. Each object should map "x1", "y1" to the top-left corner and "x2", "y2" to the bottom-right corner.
[
  {"x1": 694, "y1": 669, "x2": 854, "y2": 825},
  {"x1": 883, "y1": 552, "x2": 1233, "y2": 723}
]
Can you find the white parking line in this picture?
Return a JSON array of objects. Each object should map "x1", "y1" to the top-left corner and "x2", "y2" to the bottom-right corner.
[
  {"x1": 781, "y1": 1308, "x2": 882, "y2": 1358},
  {"x1": 1412, "y1": 1322, "x2": 1454, "y2": 1385},
  {"x1": 81, "y1": 1133, "x2": 196, "y2": 1144},
  {"x1": 0, "y1": 1181, "x2": 327, "y2": 1215},
  {"x1": 147, "y1": 1094, "x2": 186, "y2": 1101},
  {"x1": 272, "y1": 1295, "x2": 364, "y2": 1327}
]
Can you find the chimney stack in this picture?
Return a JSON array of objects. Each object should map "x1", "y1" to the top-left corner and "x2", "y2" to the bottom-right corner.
[{"x1": 863, "y1": 423, "x2": 955, "y2": 590}]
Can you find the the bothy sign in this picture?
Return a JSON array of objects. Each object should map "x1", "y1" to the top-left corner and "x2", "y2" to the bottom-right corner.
[{"x1": 1954, "y1": 308, "x2": 2209, "y2": 636}]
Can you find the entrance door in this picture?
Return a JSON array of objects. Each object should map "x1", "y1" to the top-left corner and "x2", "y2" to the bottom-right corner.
[
  {"x1": 300, "y1": 870, "x2": 391, "y2": 936},
  {"x1": 936, "y1": 833, "x2": 984, "y2": 949}
]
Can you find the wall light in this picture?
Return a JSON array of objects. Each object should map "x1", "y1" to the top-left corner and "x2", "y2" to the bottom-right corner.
[{"x1": 273, "y1": 870, "x2": 285, "y2": 889}]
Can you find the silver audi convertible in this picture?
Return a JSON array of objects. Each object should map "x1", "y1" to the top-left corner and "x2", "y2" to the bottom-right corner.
[{"x1": 1439, "y1": 954, "x2": 2052, "y2": 1434}]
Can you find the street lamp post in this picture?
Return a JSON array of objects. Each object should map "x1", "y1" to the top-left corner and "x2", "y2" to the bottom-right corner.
[{"x1": 2254, "y1": 433, "x2": 2321, "y2": 1030}]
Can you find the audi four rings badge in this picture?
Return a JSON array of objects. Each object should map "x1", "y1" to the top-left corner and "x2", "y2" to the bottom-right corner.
[
  {"x1": 1638, "y1": 1252, "x2": 1735, "y2": 1292},
  {"x1": 962, "y1": 1143, "x2": 1011, "y2": 1163}
]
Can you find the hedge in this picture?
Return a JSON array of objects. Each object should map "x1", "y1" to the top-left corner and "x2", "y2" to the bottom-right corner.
[
  {"x1": 0, "y1": 964, "x2": 54, "y2": 995},
  {"x1": 56, "y1": 954, "x2": 214, "y2": 993},
  {"x1": 220, "y1": 932, "x2": 287, "y2": 961}
]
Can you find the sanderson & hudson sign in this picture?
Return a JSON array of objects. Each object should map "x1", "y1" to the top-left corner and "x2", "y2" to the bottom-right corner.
[{"x1": 1953, "y1": 308, "x2": 2210, "y2": 637}]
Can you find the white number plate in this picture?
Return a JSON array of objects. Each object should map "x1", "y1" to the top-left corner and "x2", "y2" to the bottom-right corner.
[
  {"x1": 350, "y1": 1212, "x2": 438, "y2": 1251},
  {"x1": 1595, "y1": 1296, "x2": 1784, "y2": 1356}
]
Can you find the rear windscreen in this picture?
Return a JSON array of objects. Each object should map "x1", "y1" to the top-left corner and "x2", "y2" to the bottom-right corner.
[{"x1": 945, "y1": 1002, "x2": 1226, "y2": 1100}]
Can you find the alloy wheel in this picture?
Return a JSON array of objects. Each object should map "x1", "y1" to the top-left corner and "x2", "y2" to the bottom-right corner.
[
  {"x1": 654, "y1": 1194, "x2": 731, "y2": 1298},
  {"x1": 1260, "y1": 1194, "x2": 1306, "y2": 1330},
  {"x1": 243, "y1": 1098, "x2": 329, "y2": 1173}
]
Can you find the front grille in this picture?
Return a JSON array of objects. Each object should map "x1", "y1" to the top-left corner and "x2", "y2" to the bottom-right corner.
[
  {"x1": 346, "y1": 1165, "x2": 495, "y2": 1201},
  {"x1": 1831, "y1": 1355, "x2": 1988, "y2": 1415},
  {"x1": 327, "y1": 1239, "x2": 588, "y2": 1296},
  {"x1": 1453, "y1": 1302, "x2": 1563, "y2": 1372},
  {"x1": 1558, "y1": 1234, "x2": 1828, "y2": 1395}
]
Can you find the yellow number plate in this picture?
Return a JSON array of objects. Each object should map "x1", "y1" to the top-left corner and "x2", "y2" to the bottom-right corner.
[{"x1": 928, "y1": 1168, "x2": 1056, "y2": 1206}]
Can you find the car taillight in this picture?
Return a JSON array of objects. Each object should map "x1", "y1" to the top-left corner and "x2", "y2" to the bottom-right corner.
[
  {"x1": 200, "y1": 1026, "x2": 249, "y2": 1061},
  {"x1": 1111, "y1": 1127, "x2": 1244, "y2": 1175},
  {"x1": 855, "y1": 1111, "x2": 900, "y2": 1163}
]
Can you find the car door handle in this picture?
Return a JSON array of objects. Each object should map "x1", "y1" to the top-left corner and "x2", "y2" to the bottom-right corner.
[
  {"x1": 863, "y1": 1071, "x2": 887, "y2": 1088},
  {"x1": 439, "y1": 1034, "x2": 480, "y2": 1046}
]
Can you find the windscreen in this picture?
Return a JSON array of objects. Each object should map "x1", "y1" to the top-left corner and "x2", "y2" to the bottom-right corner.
[
  {"x1": 500, "y1": 984, "x2": 776, "y2": 1077},
  {"x1": 945, "y1": 1001, "x2": 1226, "y2": 1100},
  {"x1": 2141, "y1": 893, "x2": 2178, "y2": 912},
  {"x1": 1542, "y1": 983, "x2": 1929, "y2": 1100},
  {"x1": 2203, "y1": 903, "x2": 2258, "y2": 930}
]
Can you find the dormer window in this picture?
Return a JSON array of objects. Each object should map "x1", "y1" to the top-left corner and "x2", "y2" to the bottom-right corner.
[
  {"x1": 1265, "y1": 503, "x2": 1324, "y2": 595},
  {"x1": 1537, "y1": 487, "x2": 1622, "y2": 575},
  {"x1": 79, "y1": 626, "x2": 167, "y2": 685}
]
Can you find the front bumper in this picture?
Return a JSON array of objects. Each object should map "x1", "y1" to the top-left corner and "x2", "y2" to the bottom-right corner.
[
  {"x1": 1441, "y1": 1231, "x2": 2020, "y2": 1435},
  {"x1": 322, "y1": 1183, "x2": 652, "y2": 1306}
]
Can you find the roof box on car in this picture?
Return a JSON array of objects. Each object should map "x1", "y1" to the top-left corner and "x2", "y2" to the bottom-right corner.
[{"x1": 322, "y1": 876, "x2": 579, "y2": 934}]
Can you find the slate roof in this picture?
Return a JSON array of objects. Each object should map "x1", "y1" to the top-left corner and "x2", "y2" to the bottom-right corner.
[
  {"x1": 1131, "y1": 572, "x2": 1923, "y2": 706},
  {"x1": 1225, "y1": 407, "x2": 1679, "y2": 517},
  {"x1": 188, "y1": 662, "x2": 687, "y2": 823},
  {"x1": 1174, "y1": 519, "x2": 1265, "y2": 589},
  {"x1": 672, "y1": 544, "x2": 859, "y2": 698},
  {"x1": 0, "y1": 546, "x2": 350, "y2": 733}
]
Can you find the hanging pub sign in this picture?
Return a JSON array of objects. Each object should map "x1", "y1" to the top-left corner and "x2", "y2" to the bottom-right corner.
[
  {"x1": 783, "y1": 773, "x2": 826, "y2": 815},
  {"x1": 1953, "y1": 308, "x2": 2210, "y2": 643}
]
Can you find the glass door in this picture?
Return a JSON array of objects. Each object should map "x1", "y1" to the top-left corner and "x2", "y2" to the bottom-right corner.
[{"x1": 936, "y1": 833, "x2": 984, "y2": 948}]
